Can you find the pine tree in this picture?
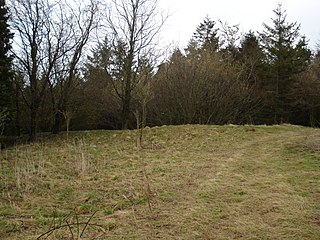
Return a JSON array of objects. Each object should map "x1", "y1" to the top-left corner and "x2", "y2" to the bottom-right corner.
[
  {"x1": 0, "y1": 0, "x2": 13, "y2": 111},
  {"x1": 239, "y1": 31, "x2": 265, "y2": 84},
  {"x1": 186, "y1": 16, "x2": 219, "y2": 55},
  {"x1": 260, "y1": 4, "x2": 311, "y2": 123},
  {"x1": 0, "y1": 0, "x2": 14, "y2": 135}
]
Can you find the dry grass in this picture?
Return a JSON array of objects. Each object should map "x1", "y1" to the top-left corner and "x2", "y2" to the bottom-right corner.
[{"x1": 0, "y1": 125, "x2": 320, "y2": 239}]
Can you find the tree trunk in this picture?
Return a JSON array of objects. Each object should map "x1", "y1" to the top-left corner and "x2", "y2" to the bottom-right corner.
[
  {"x1": 15, "y1": 83, "x2": 21, "y2": 136},
  {"x1": 53, "y1": 89, "x2": 67, "y2": 134},
  {"x1": 121, "y1": 54, "x2": 133, "y2": 130},
  {"x1": 121, "y1": 93, "x2": 130, "y2": 129},
  {"x1": 53, "y1": 109, "x2": 64, "y2": 134},
  {"x1": 309, "y1": 106, "x2": 315, "y2": 127},
  {"x1": 29, "y1": 105, "x2": 37, "y2": 141}
]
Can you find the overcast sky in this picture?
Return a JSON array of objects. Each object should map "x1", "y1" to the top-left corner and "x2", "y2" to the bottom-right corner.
[{"x1": 158, "y1": 0, "x2": 320, "y2": 50}]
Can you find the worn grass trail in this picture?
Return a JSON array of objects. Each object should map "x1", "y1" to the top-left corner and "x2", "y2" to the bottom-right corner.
[{"x1": 0, "y1": 125, "x2": 319, "y2": 239}]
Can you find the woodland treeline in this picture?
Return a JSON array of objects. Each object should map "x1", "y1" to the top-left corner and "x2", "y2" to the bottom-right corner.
[{"x1": 1, "y1": 0, "x2": 320, "y2": 142}]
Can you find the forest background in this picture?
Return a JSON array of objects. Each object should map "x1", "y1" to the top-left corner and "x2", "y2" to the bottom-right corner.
[{"x1": 1, "y1": 0, "x2": 320, "y2": 142}]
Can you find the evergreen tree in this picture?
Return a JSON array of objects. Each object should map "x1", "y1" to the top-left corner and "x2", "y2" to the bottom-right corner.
[
  {"x1": 186, "y1": 16, "x2": 219, "y2": 55},
  {"x1": 0, "y1": 0, "x2": 14, "y2": 136},
  {"x1": 239, "y1": 31, "x2": 264, "y2": 71},
  {"x1": 0, "y1": 0, "x2": 13, "y2": 114},
  {"x1": 260, "y1": 4, "x2": 311, "y2": 123}
]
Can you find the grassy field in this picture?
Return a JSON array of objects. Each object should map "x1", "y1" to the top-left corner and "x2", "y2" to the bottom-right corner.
[{"x1": 0, "y1": 124, "x2": 320, "y2": 239}]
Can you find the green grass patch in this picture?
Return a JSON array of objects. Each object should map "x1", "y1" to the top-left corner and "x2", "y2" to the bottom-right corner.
[{"x1": 0, "y1": 124, "x2": 320, "y2": 239}]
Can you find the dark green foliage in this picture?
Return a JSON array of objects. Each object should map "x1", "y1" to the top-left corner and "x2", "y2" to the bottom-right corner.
[
  {"x1": 186, "y1": 16, "x2": 219, "y2": 55},
  {"x1": 259, "y1": 4, "x2": 312, "y2": 123},
  {"x1": 238, "y1": 31, "x2": 265, "y2": 84},
  {"x1": 0, "y1": 0, "x2": 13, "y2": 117},
  {"x1": 194, "y1": 16, "x2": 219, "y2": 51},
  {"x1": 73, "y1": 42, "x2": 121, "y2": 130}
]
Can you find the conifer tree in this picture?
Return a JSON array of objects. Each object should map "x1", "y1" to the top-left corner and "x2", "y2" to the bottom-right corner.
[
  {"x1": 186, "y1": 16, "x2": 219, "y2": 56},
  {"x1": 237, "y1": 31, "x2": 266, "y2": 96},
  {"x1": 260, "y1": 4, "x2": 311, "y2": 123},
  {"x1": 0, "y1": 0, "x2": 13, "y2": 113},
  {"x1": 0, "y1": 0, "x2": 13, "y2": 135},
  {"x1": 194, "y1": 16, "x2": 219, "y2": 52}
]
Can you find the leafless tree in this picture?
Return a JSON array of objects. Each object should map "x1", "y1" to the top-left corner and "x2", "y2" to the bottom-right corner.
[
  {"x1": 48, "y1": 0, "x2": 100, "y2": 133},
  {"x1": 10, "y1": 0, "x2": 52, "y2": 141},
  {"x1": 150, "y1": 49, "x2": 259, "y2": 125},
  {"x1": 10, "y1": 0, "x2": 100, "y2": 139},
  {"x1": 218, "y1": 20, "x2": 241, "y2": 61},
  {"x1": 292, "y1": 55, "x2": 320, "y2": 127},
  {"x1": 105, "y1": 0, "x2": 166, "y2": 129}
]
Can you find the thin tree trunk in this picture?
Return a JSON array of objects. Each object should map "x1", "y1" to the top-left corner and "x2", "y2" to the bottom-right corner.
[
  {"x1": 29, "y1": 105, "x2": 37, "y2": 141},
  {"x1": 310, "y1": 106, "x2": 315, "y2": 127},
  {"x1": 121, "y1": 94, "x2": 131, "y2": 129},
  {"x1": 53, "y1": 107, "x2": 64, "y2": 134},
  {"x1": 121, "y1": 55, "x2": 134, "y2": 130},
  {"x1": 15, "y1": 83, "x2": 21, "y2": 136}
]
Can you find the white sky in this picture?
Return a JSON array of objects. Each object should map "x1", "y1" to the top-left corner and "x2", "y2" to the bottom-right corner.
[{"x1": 158, "y1": 0, "x2": 320, "y2": 50}]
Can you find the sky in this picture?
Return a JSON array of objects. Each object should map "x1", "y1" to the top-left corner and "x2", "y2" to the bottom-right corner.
[{"x1": 158, "y1": 0, "x2": 320, "y2": 50}]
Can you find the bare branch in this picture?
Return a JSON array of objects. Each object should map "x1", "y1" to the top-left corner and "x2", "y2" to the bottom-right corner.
[{"x1": 105, "y1": 0, "x2": 167, "y2": 129}]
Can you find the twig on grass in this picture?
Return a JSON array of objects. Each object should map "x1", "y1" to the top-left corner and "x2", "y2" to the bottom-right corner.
[{"x1": 37, "y1": 210, "x2": 98, "y2": 240}]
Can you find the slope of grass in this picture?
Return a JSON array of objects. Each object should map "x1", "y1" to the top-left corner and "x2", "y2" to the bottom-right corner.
[{"x1": 0, "y1": 124, "x2": 320, "y2": 239}]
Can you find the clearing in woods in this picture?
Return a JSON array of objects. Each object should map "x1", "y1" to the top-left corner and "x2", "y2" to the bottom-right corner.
[{"x1": 0, "y1": 125, "x2": 320, "y2": 239}]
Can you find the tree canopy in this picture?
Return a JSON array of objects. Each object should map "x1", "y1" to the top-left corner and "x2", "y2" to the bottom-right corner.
[{"x1": 1, "y1": 2, "x2": 320, "y2": 141}]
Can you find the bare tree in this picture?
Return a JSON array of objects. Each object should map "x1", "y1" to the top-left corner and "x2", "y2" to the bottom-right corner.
[
  {"x1": 105, "y1": 0, "x2": 166, "y2": 129},
  {"x1": 218, "y1": 20, "x2": 241, "y2": 61},
  {"x1": 292, "y1": 55, "x2": 320, "y2": 127},
  {"x1": 48, "y1": 0, "x2": 100, "y2": 133},
  {"x1": 10, "y1": 0, "x2": 100, "y2": 139},
  {"x1": 150, "y1": 47, "x2": 260, "y2": 126},
  {"x1": 134, "y1": 68, "x2": 153, "y2": 149},
  {"x1": 10, "y1": 0, "x2": 52, "y2": 141}
]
